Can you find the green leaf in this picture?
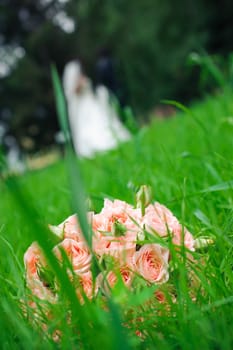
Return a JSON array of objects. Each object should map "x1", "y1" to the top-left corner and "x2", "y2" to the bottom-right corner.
[
  {"x1": 51, "y1": 64, "x2": 71, "y2": 144},
  {"x1": 201, "y1": 180, "x2": 233, "y2": 193},
  {"x1": 37, "y1": 264, "x2": 57, "y2": 294},
  {"x1": 112, "y1": 220, "x2": 127, "y2": 237},
  {"x1": 51, "y1": 64, "x2": 91, "y2": 247},
  {"x1": 194, "y1": 209, "x2": 212, "y2": 227}
]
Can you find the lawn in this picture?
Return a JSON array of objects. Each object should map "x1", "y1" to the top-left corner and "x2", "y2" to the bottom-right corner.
[{"x1": 0, "y1": 89, "x2": 233, "y2": 349}]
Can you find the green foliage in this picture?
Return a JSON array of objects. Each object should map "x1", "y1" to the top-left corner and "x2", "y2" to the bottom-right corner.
[
  {"x1": 2, "y1": 1, "x2": 233, "y2": 151},
  {"x1": 187, "y1": 51, "x2": 233, "y2": 96},
  {"x1": 74, "y1": 0, "x2": 206, "y2": 110}
]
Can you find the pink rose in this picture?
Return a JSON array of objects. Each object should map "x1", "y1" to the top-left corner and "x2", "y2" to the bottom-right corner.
[
  {"x1": 142, "y1": 203, "x2": 195, "y2": 251},
  {"x1": 92, "y1": 199, "x2": 129, "y2": 234},
  {"x1": 120, "y1": 266, "x2": 134, "y2": 287},
  {"x1": 143, "y1": 203, "x2": 179, "y2": 237},
  {"x1": 76, "y1": 271, "x2": 98, "y2": 303},
  {"x1": 59, "y1": 214, "x2": 83, "y2": 241},
  {"x1": 92, "y1": 199, "x2": 142, "y2": 263},
  {"x1": 172, "y1": 223, "x2": 195, "y2": 251},
  {"x1": 24, "y1": 242, "x2": 46, "y2": 276},
  {"x1": 24, "y1": 242, "x2": 55, "y2": 301},
  {"x1": 92, "y1": 230, "x2": 136, "y2": 264},
  {"x1": 97, "y1": 265, "x2": 134, "y2": 293},
  {"x1": 99, "y1": 199, "x2": 135, "y2": 220},
  {"x1": 93, "y1": 199, "x2": 141, "y2": 233},
  {"x1": 49, "y1": 212, "x2": 94, "y2": 243},
  {"x1": 53, "y1": 238, "x2": 91, "y2": 274},
  {"x1": 132, "y1": 244, "x2": 169, "y2": 284}
]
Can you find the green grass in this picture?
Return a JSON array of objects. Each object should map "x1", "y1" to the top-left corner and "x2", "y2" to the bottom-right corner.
[{"x1": 0, "y1": 88, "x2": 233, "y2": 349}]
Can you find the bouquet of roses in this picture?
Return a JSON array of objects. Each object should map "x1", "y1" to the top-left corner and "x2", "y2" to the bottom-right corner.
[{"x1": 23, "y1": 185, "x2": 211, "y2": 323}]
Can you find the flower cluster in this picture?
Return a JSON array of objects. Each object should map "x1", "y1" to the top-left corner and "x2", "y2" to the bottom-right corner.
[{"x1": 24, "y1": 186, "x2": 197, "y2": 305}]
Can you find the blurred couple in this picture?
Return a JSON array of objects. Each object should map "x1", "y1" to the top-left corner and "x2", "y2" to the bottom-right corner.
[{"x1": 62, "y1": 58, "x2": 131, "y2": 158}]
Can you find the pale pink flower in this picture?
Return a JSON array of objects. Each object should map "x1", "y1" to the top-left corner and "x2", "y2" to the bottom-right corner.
[
  {"x1": 76, "y1": 271, "x2": 98, "y2": 303},
  {"x1": 132, "y1": 244, "x2": 169, "y2": 284},
  {"x1": 92, "y1": 230, "x2": 136, "y2": 264},
  {"x1": 120, "y1": 266, "x2": 134, "y2": 287},
  {"x1": 24, "y1": 242, "x2": 55, "y2": 301},
  {"x1": 97, "y1": 265, "x2": 134, "y2": 293},
  {"x1": 49, "y1": 212, "x2": 94, "y2": 243},
  {"x1": 53, "y1": 238, "x2": 91, "y2": 274},
  {"x1": 143, "y1": 203, "x2": 179, "y2": 237},
  {"x1": 93, "y1": 199, "x2": 141, "y2": 233},
  {"x1": 99, "y1": 198, "x2": 134, "y2": 220},
  {"x1": 143, "y1": 203, "x2": 195, "y2": 251},
  {"x1": 92, "y1": 199, "x2": 141, "y2": 263},
  {"x1": 24, "y1": 242, "x2": 45, "y2": 276},
  {"x1": 172, "y1": 223, "x2": 195, "y2": 251},
  {"x1": 59, "y1": 214, "x2": 83, "y2": 241}
]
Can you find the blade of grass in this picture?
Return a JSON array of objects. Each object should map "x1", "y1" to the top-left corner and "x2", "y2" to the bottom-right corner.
[
  {"x1": 51, "y1": 64, "x2": 71, "y2": 145},
  {"x1": 161, "y1": 99, "x2": 208, "y2": 135},
  {"x1": 51, "y1": 64, "x2": 91, "y2": 246},
  {"x1": 201, "y1": 180, "x2": 233, "y2": 193}
]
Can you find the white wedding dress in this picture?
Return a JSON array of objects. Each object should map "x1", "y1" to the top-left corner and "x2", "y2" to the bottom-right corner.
[{"x1": 63, "y1": 60, "x2": 131, "y2": 158}]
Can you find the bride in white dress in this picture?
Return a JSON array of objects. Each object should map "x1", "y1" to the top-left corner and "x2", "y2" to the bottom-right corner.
[{"x1": 62, "y1": 60, "x2": 131, "y2": 158}]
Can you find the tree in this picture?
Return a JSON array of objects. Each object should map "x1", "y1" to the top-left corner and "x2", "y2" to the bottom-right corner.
[
  {"x1": 0, "y1": 0, "x2": 232, "y2": 152},
  {"x1": 0, "y1": 0, "x2": 76, "y2": 152}
]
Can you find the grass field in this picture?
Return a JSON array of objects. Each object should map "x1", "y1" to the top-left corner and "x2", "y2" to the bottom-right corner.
[{"x1": 0, "y1": 89, "x2": 233, "y2": 349}]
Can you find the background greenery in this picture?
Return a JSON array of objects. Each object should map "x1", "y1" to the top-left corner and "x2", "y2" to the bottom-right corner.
[{"x1": 1, "y1": 0, "x2": 233, "y2": 151}]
